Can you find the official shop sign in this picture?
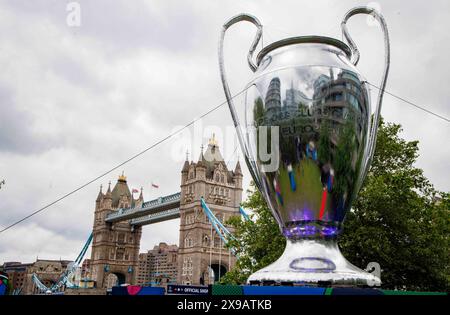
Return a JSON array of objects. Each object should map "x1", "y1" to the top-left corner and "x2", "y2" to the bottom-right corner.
[{"x1": 167, "y1": 284, "x2": 210, "y2": 295}]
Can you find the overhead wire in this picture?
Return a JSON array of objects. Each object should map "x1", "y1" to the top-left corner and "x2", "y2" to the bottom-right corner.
[
  {"x1": 2, "y1": 18, "x2": 448, "y2": 235},
  {"x1": 0, "y1": 87, "x2": 250, "y2": 235}
]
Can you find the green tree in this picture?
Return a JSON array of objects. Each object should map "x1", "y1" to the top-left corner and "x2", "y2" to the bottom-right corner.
[
  {"x1": 339, "y1": 120, "x2": 449, "y2": 291},
  {"x1": 220, "y1": 188, "x2": 285, "y2": 285},
  {"x1": 253, "y1": 97, "x2": 265, "y2": 128},
  {"x1": 221, "y1": 120, "x2": 450, "y2": 291},
  {"x1": 317, "y1": 120, "x2": 332, "y2": 165},
  {"x1": 333, "y1": 120, "x2": 357, "y2": 204}
]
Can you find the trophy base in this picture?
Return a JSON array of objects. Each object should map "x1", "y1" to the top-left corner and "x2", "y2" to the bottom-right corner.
[{"x1": 247, "y1": 238, "x2": 380, "y2": 287}]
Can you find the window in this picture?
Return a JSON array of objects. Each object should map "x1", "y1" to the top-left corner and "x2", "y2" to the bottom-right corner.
[
  {"x1": 334, "y1": 92, "x2": 343, "y2": 101},
  {"x1": 332, "y1": 108, "x2": 343, "y2": 119},
  {"x1": 347, "y1": 94, "x2": 359, "y2": 110},
  {"x1": 342, "y1": 72, "x2": 359, "y2": 83},
  {"x1": 185, "y1": 214, "x2": 194, "y2": 225},
  {"x1": 203, "y1": 234, "x2": 210, "y2": 246},
  {"x1": 116, "y1": 248, "x2": 124, "y2": 260},
  {"x1": 182, "y1": 257, "x2": 193, "y2": 276},
  {"x1": 185, "y1": 238, "x2": 194, "y2": 248},
  {"x1": 214, "y1": 237, "x2": 221, "y2": 248}
]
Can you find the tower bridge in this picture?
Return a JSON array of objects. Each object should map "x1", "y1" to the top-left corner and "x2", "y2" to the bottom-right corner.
[{"x1": 89, "y1": 135, "x2": 243, "y2": 289}]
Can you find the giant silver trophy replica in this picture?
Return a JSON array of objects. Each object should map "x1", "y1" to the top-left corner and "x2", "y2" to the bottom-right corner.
[{"x1": 219, "y1": 7, "x2": 390, "y2": 286}]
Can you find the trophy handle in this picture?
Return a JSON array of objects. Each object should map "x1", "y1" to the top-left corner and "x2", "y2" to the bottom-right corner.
[
  {"x1": 341, "y1": 7, "x2": 390, "y2": 182},
  {"x1": 219, "y1": 13, "x2": 264, "y2": 191}
]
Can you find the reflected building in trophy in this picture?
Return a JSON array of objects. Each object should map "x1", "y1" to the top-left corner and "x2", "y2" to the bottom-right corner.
[
  {"x1": 311, "y1": 69, "x2": 369, "y2": 148},
  {"x1": 250, "y1": 66, "x2": 371, "y2": 234},
  {"x1": 264, "y1": 77, "x2": 282, "y2": 121},
  {"x1": 283, "y1": 81, "x2": 308, "y2": 112}
]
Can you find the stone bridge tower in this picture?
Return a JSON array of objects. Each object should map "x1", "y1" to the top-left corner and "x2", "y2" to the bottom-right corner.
[
  {"x1": 90, "y1": 174, "x2": 143, "y2": 289},
  {"x1": 177, "y1": 135, "x2": 243, "y2": 285}
]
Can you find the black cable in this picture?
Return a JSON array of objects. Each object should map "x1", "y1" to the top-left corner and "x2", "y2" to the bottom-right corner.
[
  {"x1": 367, "y1": 82, "x2": 449, "y2": 123},
  {"x1": 0, "y1": 87, "x2": 249, "y2": 235},
  {"x1": 2, "y1": 80, "x2": 448, "y2": 235},
  {"x1": 225, "y1": 144, "x2": 239, "y2": 169}
]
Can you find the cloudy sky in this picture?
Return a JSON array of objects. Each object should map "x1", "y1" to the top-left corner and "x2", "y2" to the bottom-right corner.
[{"x1": 0, "y1": 0, "x2": 449, "y2": 264}]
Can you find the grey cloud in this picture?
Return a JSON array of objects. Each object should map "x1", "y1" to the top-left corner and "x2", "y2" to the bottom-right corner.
[
  {"x1": 81, "y1": 1, "x2": 203, "y2": 52},
  {"x1": 50, "y1": 54, "x2": 101, "y2": 91},
  {"x1": 5, "y1": 0, "x2": 206, "y2": 53},
  {"x1": 0, "y1": 86, "x2": 57, "y2": 154}
]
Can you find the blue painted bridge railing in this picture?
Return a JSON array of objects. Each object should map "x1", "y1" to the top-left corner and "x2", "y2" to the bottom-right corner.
[
  {"x1": 130, "y1": 207, "x2": 181, "y2": 226},
  {"x1": 105, "y1": 192, "x2": 181, "y2": 223}
]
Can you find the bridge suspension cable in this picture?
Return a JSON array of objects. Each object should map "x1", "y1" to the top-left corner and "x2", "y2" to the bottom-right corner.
[
  {"x1": 31, "y1": 233, "x2": 93, "y2": 293},
  {"x1": 200, "y1": 198, "x2": 235, "y2": 241},
  {"x1": 200, "y1": 198, "x2": 253, "y2": 273},
  {"x1": 239, "y1": 206, "x2": 250, "y2": 221},
  {"x1": 200, "y1": 198, "x2": 238, "y2": 256}
]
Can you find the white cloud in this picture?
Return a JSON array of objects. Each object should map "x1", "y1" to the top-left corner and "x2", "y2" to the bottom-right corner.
[{"x1": 0, "y1": 223, "x2": 83, "y2": 262}]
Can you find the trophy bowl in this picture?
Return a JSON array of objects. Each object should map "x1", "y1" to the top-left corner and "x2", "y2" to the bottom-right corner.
[{"x1": 219, "y1": 7, "x2": 390, "y2": 286}]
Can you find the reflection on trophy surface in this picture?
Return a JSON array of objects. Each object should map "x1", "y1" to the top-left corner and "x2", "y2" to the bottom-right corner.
[
  {"x1": 254, "y1": 68, "x2": 369, "y2": 237},
  {"x1": 219, "y1": 7, "x2": 390, "y2": 286}
]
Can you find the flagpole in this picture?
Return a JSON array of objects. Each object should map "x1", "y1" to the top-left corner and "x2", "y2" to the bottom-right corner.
[
  {"x1": 228, "y1": 247, "x2": 231, "y2": 275},
  {"x1": 209, "y1": 219, "x2": 213, "y2": 284},
  {"x1": 219, "y1": 236, "x2": 222, "y2": 282}
]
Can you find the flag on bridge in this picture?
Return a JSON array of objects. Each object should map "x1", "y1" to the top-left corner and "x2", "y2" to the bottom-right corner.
[
  {"x1": 151, "y1": 182, "x2": 159, "y2": 189},
  {"x1": 132, "y1": 188, "x2": 139, "y2": 194}
]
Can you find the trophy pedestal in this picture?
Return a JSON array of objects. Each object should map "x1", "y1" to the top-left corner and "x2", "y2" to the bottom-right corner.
[{"x1": 247, "y1": 239, "x2": 380, "y2": 287}]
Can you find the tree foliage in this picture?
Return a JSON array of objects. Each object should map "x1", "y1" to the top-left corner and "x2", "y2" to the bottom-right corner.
[
  {"x1": 220, "y1": 188, "x2": 285, "y2": 285},
  {"x1": 221, "y1": 120, "x2": 449, "y2": 291}
]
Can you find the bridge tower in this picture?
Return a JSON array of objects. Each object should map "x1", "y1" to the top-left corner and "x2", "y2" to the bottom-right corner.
[
  {"x1": 90, "y1": 174, "x2": 143, "y2": 289},
  {"x1": 177, "y1": 135, "x2": 243, "y2": 285}
]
